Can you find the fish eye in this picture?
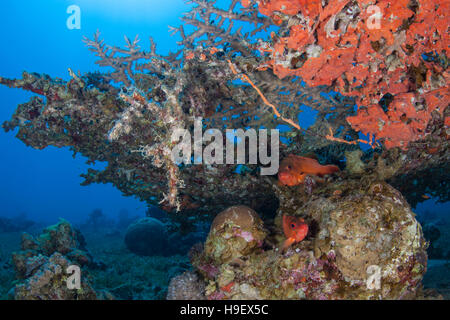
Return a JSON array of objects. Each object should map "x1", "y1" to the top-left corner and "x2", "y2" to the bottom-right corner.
[
  {"x1": 291, "y1": 223, "x2": 296, "y2": 228},
  {"x1": 287, "y1": 165, "x2": 292, "y2": 170}
]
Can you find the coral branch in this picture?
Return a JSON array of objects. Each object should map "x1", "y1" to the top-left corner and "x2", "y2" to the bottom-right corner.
[
  {"x1": 325, "y1": 127, "x2": 378, "y2": 149},
  {"x1": 227, "y1": 59, "x2": 301, "y2": 130}
]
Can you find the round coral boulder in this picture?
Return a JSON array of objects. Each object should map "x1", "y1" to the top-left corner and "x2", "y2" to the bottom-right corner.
[
  {"x1": 204, "y1": 205, "x2": 267, "y2": 265},
  {"x1": 124, "y1": 218, "x2": 168, "y2": 256},
  {"x1": 277, "y1": 180, "x2": 428, "y2": 299}
]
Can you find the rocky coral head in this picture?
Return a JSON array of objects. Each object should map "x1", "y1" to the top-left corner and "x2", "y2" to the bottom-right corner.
[
  {"x1": 210, "y1": 205, "x2": 263, "y2": 233},
  {"x1": 11, "y1": 220, "x2": 112, "y2": 300},
  {"x1": 204, "y1": 205, "x2": 267, "y2": 265}
]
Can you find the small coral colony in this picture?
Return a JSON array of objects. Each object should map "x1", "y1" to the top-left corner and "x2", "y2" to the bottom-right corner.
[{"x1": 0, "y1": 0, "x2": 448, "y2": 299}]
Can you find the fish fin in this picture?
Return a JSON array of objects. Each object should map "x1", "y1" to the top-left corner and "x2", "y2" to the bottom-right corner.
[
  {"x1": 297, "y1": 173, "x2": 306, "y2": 184},
  {"x1": 282, "y1": 237, "x2": 296, "y2": 250},
  {"x1": 317, "y1": 164, "x2": 340, "y2": 177},
  {"x1": 325, "y1": 164, "x2": 340, "y2": 174}
]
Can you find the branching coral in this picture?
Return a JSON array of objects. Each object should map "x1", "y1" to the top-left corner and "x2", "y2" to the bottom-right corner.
[
  {"x1": 83, "y1": 31, "x2": 182, "y2": 86},
  {"x1": 114, "y1": 89, "x2": 187, "y2": 210}
]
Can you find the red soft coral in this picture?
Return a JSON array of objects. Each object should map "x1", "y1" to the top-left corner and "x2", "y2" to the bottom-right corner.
[{"x1": 249, "y1": 0, "x2": 449, "y2": 149}]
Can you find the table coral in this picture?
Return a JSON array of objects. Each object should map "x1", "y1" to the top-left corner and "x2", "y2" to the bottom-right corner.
[
  {"x1": 1, "y1": 0, "x2": 447, "y2": 214},
  {"x1": 0, "y1": 0, "x2": 448, "y2": 255}
]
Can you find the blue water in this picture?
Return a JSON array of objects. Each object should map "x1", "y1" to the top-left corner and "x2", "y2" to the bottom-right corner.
[{"x1": 0, "y1": 0, "x2": 192, "y2": 224}]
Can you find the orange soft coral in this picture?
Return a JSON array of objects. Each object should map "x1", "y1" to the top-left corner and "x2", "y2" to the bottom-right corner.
[{"x1": 247, "y1": 0, "x2": 449, "y2": 149}]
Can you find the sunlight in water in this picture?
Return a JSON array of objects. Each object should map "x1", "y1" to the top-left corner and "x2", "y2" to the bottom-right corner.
[{"x1": 68, "y1": 0, "x2": 186, "y2": 22}]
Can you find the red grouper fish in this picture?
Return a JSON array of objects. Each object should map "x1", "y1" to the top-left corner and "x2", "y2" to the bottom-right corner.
[
  {"x1": 282, "y1": 215, "x2": 308, "y2": 250},
  {"x1": 278, "y1": 154, "x2": 340, "y2": 186}
]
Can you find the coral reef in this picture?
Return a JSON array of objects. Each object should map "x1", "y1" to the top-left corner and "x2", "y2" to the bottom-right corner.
[
  {"x1": 13, "y1": 252, "x2": 111, "y2": 300},
  {"x1": 187, "y1": 180, "x2": 428, "y2": 299},
  {"x1": 0, "y1": 0, "x2": 447, "y2": 217},
  {"x1": 10, "y1": 220, "x2": 111, "y2": 300},
  {"x1": 0, "y1": 0, "x2": 448, "y2": 300},
  {"x1": 0, "y1": 224, "x2": 194, "y2": 300}
]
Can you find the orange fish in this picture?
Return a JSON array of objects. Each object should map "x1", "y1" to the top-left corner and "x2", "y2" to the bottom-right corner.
[
  {"x1": 278, "y1": 154, "x2": 340, "y2": 186},
  {"x1": 282, "y1": 215, "x2": 308, "y2": 250}
]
